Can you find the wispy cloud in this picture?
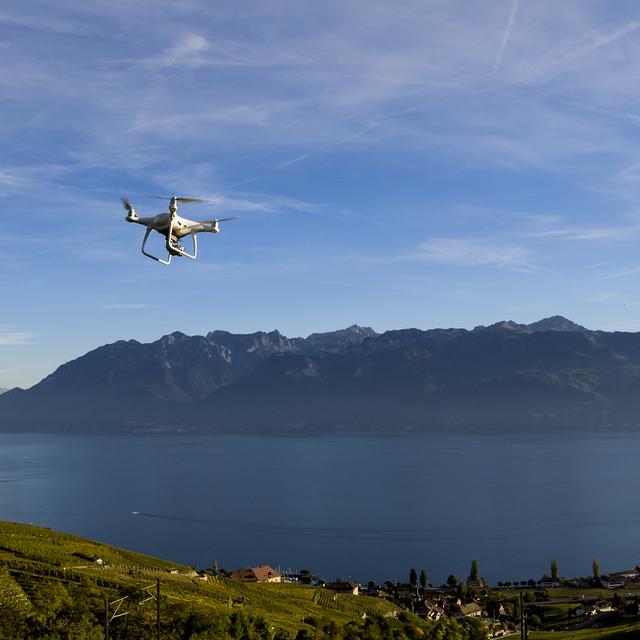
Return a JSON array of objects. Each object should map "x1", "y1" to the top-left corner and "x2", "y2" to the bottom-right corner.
[
  {"x1": 149, "y1": 33, "x2": 210, "y2": 69},
  {"x1": 0, "y1": 330, "x2": 34, "y2": 346},
  {"x1": 274, "y1": 154, "x2": 309, "y2": 170},
  {"x1": 0, "y1": 9, "x2": 92, "y2": 36},
  {"x1": 567, "y1": 17, "x2": 640, "y2": 62},
  {"x1": 528, "y1": 225, "x2": 640, "y2": 241},
  {"x1": 601, "y1": 266, "x2": 640, "y2": 280},
  {"x1": 102, "y1": 303, "x2": 152, "y2": 310},
  {"x1": 524, "y1": 215, "x2": 640, "y2": 242},
  {"x1": 0, "y1": 169, "x2": 29, "y2": 189},
  {"x1": 412, "y1": 238, "x2": 534, "y2": 270}
]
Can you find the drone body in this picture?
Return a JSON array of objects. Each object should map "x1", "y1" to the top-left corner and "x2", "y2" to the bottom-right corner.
[{"x1": 123, "y1": 196, "x2": 236, "y2": 265}]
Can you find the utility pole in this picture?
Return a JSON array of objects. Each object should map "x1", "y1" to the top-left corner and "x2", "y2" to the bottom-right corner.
[
  {"x1": 105, "y1": 594, "x2": 129, "y2": 639},
  {"x1": 519, "y1": 592, "x2": 529, "y2": 640},
  {"x1": 104, "y1": 597, "x2": 109, "y2": 640},
  {"x1": 140, "y1": 580, "x2": 161, "y2": 638},
  {"x1": 156, "y1": 578, "x2": 161, "y2": 640}
]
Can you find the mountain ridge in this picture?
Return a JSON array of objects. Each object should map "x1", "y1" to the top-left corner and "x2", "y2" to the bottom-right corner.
[{"x1": 6, "y1": 316, "x2": 640, "y2": 433}]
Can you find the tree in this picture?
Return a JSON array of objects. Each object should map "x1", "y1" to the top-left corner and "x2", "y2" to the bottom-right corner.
[
  {"x1": 213, "y1": 559, "x2": 219, "y2": 576},
  {"x1": 513, "y1": 597, "x2": 521, "y2": 621},
  {"x1": 528, "y1": 614, "x2": 542, "y2": 629},
  {"x1": 469, "y1": 560, "x2": 479, "y2": 582},
  {"x1": 551, "y1": 559, "x2": 559, "y2": 580},
  {"x1": 447, "y1": 574, "x2": 458, "y2": 587},
  {"x1": 230, "y1": 608, "x2": 252, "y2": 639},
  {"x1": 592, "y1": 557, "x2": 601, "y2": 580},
  {"x1": 613, "y1": 592, "x2": 627, "y2": 610},
  {"x1": 419, "y1": 568, "x2": 428, "y2": 590},
  {"x1": 409, "y1": 568, "x2": 417, "y2": 586}
]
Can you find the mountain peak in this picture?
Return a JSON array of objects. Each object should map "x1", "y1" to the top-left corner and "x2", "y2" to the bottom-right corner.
[
  {"x1": 474, "y1": 320, "x2": 531, "y2": 333},
  {"x1": 158, "y1": 331, "x2": 189, "y2": 345},
  {"x1": 305, "y1": 325, "x2": 377, "y2": 351},
  {"x1": 307, "y1": 324, "x2": 376, "y2": 339},
  {"x1": 528, "y1": 316, "x2": 587, "y2": 332}
]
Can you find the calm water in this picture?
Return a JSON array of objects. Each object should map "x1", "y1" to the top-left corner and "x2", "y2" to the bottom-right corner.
[{"x1": 1, "y1": 431, "x2": 639, "y2": 585}]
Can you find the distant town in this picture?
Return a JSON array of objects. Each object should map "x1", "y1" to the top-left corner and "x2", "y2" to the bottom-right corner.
[{"x1": 208, "y1": 558, "x2": 640, "y2": 637}]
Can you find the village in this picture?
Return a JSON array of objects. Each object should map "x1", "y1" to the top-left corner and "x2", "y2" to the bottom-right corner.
[{"x1": 186, "y1": 560, "x2": 640, "y2": 637}]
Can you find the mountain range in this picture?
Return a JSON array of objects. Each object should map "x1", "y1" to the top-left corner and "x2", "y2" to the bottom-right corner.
[{"x1": 2, "y1": 315, "x2": 640, "y2": 433}]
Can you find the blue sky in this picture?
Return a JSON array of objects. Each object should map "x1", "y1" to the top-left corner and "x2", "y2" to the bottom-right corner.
[{"x1": 4, "y1": 1, "x2": 640, "y2": 388}]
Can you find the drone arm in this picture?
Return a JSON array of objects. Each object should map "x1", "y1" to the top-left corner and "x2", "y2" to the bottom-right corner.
[{"x1": 141, "y1": 227, "x2": 172, "y2": 265}]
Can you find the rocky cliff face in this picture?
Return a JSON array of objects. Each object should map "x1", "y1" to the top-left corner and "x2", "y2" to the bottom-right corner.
[{"x1": 4, "y1": 316, "x2": 640, "y2": 433}]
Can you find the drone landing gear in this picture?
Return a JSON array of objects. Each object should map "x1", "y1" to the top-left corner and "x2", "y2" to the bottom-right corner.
[
  {"x1": 167, "y1": 233, "x2": 198, "y2": 260},
  {"x1": 140, "y1": 228, "x2": 199, "y2": 265},
  {"x1": 141, "y1": 228, "x2": 172, "y2": 265}
]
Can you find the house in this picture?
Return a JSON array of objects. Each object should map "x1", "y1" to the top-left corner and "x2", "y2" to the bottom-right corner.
[
  {"x1": 540, "y1": 578, "x2": 560, "y2": 589},
  {"x1": 397, "y1": 584, "x2": 417, "y2": 598},
  {"x1": 417, "y1": 600, "x2": 445, "y2": 621},
  {"x1": 166, "y1": 568, "x2": 180, "y2": 575},
  {"x1": 326, "y1": 580, "x2": 359, "y2": 595},
  {"x1": 601, "y1": 575, "x2": 624, "y2": 589},
  {"x1": 458, "y1": 602, "x2": 483, "y2": 618},
  {"x1": 566, "y1": 578, "x2": 589, "y2": 588},
  {"x1": 230, "y1": 565, "x2": 282, "y2": 583},
  {"x1": 614, "y1": 569, "x2": 639, "y2": 580}
]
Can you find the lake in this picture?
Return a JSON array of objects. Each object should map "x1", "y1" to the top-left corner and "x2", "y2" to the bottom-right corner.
[{"x1": 1, "y1": 430, "x2": 639, "y2": 585}]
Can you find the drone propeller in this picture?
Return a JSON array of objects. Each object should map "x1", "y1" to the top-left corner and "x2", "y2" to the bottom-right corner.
[
  {"x1": 121, "y1": 196, "x2": 134, "y2": 214},
  {"x1": 209, "y1": 217, "x2": 238, "y2": 223},
  {"x1": 150, "y1": 195, "x2": 205, "y2": 204}
]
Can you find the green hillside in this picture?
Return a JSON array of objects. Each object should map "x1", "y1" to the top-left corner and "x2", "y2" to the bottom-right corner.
[{"x1": 0, "y1": 521, "x2": 479, "y2": 639}]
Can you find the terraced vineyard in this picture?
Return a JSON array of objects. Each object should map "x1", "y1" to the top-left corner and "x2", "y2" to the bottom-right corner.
[{"x1": 0, "y1": 521, "x2": 398, "y2": 636}]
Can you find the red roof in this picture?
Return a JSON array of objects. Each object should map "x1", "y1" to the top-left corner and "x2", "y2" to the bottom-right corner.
[{"x1": 230, "y1": 565, "x2": 281, "y2": 582}]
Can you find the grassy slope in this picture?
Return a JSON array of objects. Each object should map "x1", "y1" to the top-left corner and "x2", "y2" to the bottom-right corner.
[
  {"x1": 0, "y1": 521, "x2": 397, "y2": 634},
  {"x1": 529, "y1": 624, "x2": 640, "y2": 639}
]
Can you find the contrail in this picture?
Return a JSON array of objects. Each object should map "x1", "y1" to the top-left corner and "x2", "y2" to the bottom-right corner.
[{"x1": 494, "y1": 0, "x2": 520, "y2": 70}]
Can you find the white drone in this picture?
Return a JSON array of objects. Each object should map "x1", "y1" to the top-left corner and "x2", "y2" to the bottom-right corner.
[{"x1": 123, "y1": 195, "x2": 236, "y2": 265}]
